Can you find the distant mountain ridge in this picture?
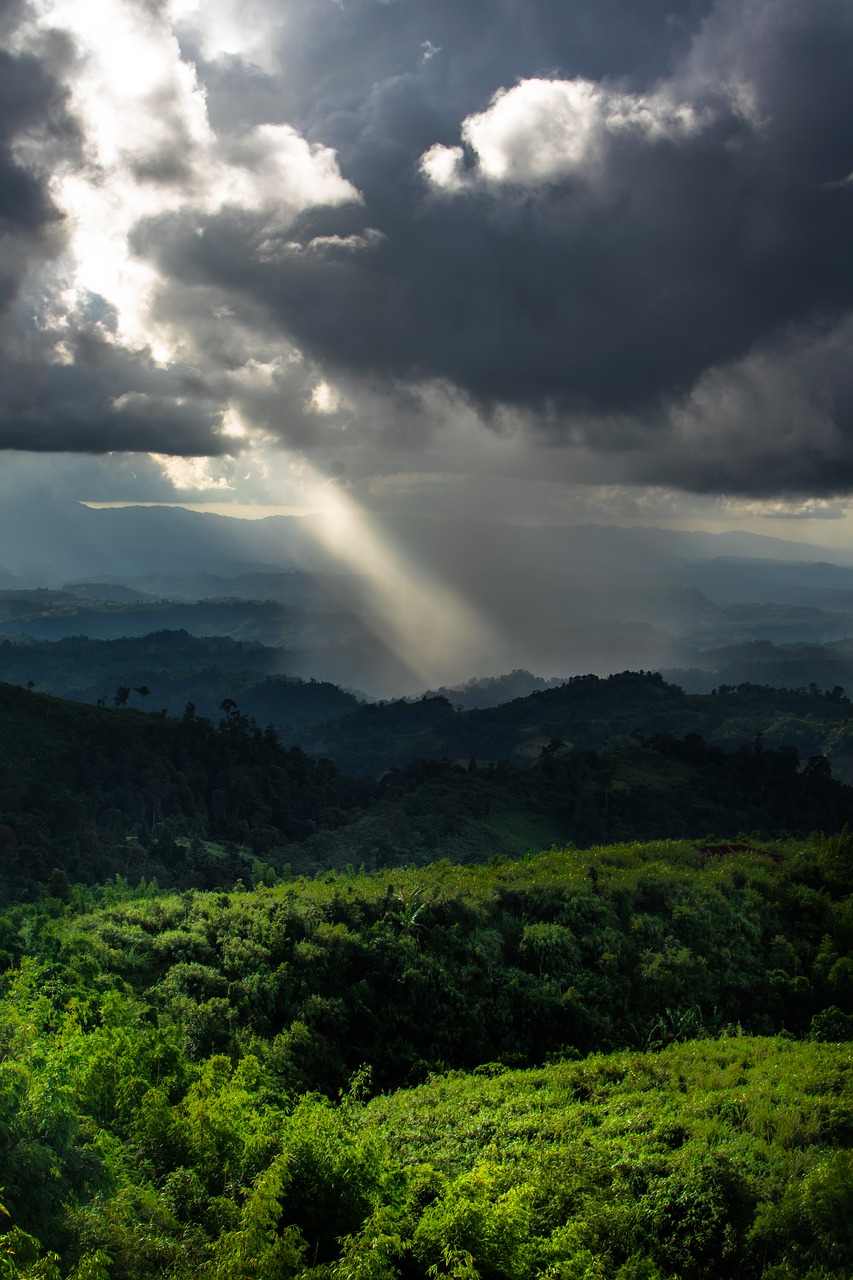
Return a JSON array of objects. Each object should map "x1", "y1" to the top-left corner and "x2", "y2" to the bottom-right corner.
[
  {"x1": 6, "y1": 629, "x2": 853, "y2": 778},
  {"x1": 2, "y1": 500, "x2": 853, "y2": 585}
]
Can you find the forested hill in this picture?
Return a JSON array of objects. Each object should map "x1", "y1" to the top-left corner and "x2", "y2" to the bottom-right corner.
[
  {"x1": 1, "y1": 673, "x2": 852, "y2": 1279},
  {"x1": 0, "y1": 682, "x2": 370, "y2": 898},
  {"x1": 0, "y1": 838, "x2": 851, "y2": 1277},
  {"x1": 4, "y1": 680, "x2": 853, "y2": 897},
  {"x1": 0, "y1": 629, "x2": 361, "y2": 730},
  {"x1": 302, "y1": 670, "x2": 853, "y2": 774},
  {"x1": 8, "y1": 634, "x2": 853, "y2": 778}
]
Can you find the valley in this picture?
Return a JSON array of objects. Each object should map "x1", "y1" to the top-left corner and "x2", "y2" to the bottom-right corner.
[{"x1": 1, "y1": 508, "x2": 852, "y2": 1279}]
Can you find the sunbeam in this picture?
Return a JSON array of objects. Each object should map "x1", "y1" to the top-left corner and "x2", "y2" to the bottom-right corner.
[{"x1": 296, "y1": 468, "x2": 500, "y2": 690}]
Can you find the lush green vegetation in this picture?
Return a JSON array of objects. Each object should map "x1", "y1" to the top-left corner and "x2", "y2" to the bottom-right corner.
[
  {"x1": 1, "y1": 677, "x2": 852, "y2": 1278},
  {"x1": 0, "y1": 680, "x2": 373, "y2": 899},
  {"x1": 317, "y1": 732, "x2": 853, "y2": 868},
  {"x1": 0, "y1": 835, "x2": 851, "y2": 1277},
  {"x1": 358, "y1": 1037, "x2": 853, "y2": 1280}
]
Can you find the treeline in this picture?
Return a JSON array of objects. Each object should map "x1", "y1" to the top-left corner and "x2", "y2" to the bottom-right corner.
[
  {"x1": 0, "y1": 630, "x2": 361, "y2": 730},
  {"x1": 0, "y1": 683, "x2": 370, "y2": 900},
  {"x1": 332, "y1": 730, "x2": 853, "y2": 868},
  {"x1": 5, "y1": 681, "x2": 853, "y2": 898},
  {"x1": 0, "y1": 837, "x2": 851, "y2": 1276},
  {"x1": 7, "y1": 635, "x2": 853, "y2": 776},
  {"x1": 298, "y1": 670, "x2": 853, "y2": 774}
]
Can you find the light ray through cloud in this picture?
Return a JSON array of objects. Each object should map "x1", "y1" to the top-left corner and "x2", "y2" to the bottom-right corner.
[{"x1": 295, "y1": 466, "x2": 501, "y2": 690}]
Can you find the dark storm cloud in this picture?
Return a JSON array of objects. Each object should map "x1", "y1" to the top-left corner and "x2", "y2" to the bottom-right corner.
[
  {"x1": 185, "y1": 0, "x2": 713, "y2": 142},
  {"x1": 0, "y1": 321, "x2": 225, "y2": 453},
  {"x1": 632, "y1": 319, "x2": 853, "y2": 498},
  {"x1": 5, "y1": 0, "x2": 853, "y2": 493},
  {"x1": 0, "y1": 53, "x2": 59, "y2": 230},
  {"x1": 145, "y1": 0, "x2": 853, "y2": 495},
  {"x1": 0, "y1": 43, "x2": 75, "y2": 314}
]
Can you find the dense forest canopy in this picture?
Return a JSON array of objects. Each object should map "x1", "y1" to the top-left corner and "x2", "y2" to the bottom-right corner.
[
  {"x1": 6, "y1": 632, "x2": 853, "y2": 775},
  {"x1": 0, "y1": 836, "x2": 851, "y2": 1277},
  {"x1": 298, "y1": 671, "x2": 853, "y2": 776}
]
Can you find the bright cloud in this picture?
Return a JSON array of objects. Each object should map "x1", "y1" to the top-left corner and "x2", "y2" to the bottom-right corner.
[
  {"x1": 309, "y1": 382, "x2": 343, "y2": 414},
  {"x1": 421, "y1": 77, "x2": 706, "y2": 189},
  {"x1": 11, "y1": 0, "x2": 359, "y2": 366},
  {"x1": 3, "y1": 0, "x2": 853, "y2": 515},
  {"x1": 150, "y1": 453, "x2": 235, "y2": 491},
  {"x1": 169, "y1": 0, "x2": 287, "y2": 72}
]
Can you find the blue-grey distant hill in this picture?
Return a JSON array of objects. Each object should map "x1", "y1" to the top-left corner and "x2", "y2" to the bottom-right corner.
[
  {"x1": 5, "y1": 503, "x2": 853, "y2": 693},
  {"x1": 2, "y1": 500, "x2": 852, "y2": 585}
]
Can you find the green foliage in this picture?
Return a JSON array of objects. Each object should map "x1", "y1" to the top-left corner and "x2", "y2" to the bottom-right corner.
[
  {"x1": 5, "y1": 649, "x2": 853, "y2": 1280},
  {"x1": 360, "y1": 1036, "x2": 853, "y2": 1280},
  {"x1": 0, "y1": 680, "x2": 370, "y2": 899},
  {"x1": 0, "y1": 838, "x2": 850, "y2": 1278}
]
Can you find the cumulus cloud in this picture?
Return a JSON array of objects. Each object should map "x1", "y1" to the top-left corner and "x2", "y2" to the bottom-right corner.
[{"x1": 421, "y1": 77, "x2": 706, "y2": 189}]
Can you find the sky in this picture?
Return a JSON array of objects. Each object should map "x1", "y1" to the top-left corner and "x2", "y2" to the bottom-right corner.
[{"x1": 2, "y1": 0, "x2": 853, "y2": 547}]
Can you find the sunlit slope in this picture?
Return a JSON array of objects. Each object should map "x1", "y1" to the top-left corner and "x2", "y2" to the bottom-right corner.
[
  {"x1": 356, "y1": 1037, "x2": 853, "y2": 1279},
  {"x1": 53, "y1": 837, "x2": 853, "y2": 1090},
  {"x1": 1, "y1": 839, "x2": 851, "y2": 1278}
]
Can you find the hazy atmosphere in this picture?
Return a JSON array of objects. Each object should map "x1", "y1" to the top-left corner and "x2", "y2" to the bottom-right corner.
[{"x1": 3, "y1": 0, "x2": 853, "y2": 685}]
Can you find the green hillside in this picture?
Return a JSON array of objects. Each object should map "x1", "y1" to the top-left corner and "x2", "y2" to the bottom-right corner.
[
  {"x1": 0, "y1": 681, "x2": 369, "y2": 898},
  {"x1": 0, "y1": 838, "x2": 850, "y2": 1277},
  {"x1": 1, "y1": 678, "x2": 851, "y2": 1279}
]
